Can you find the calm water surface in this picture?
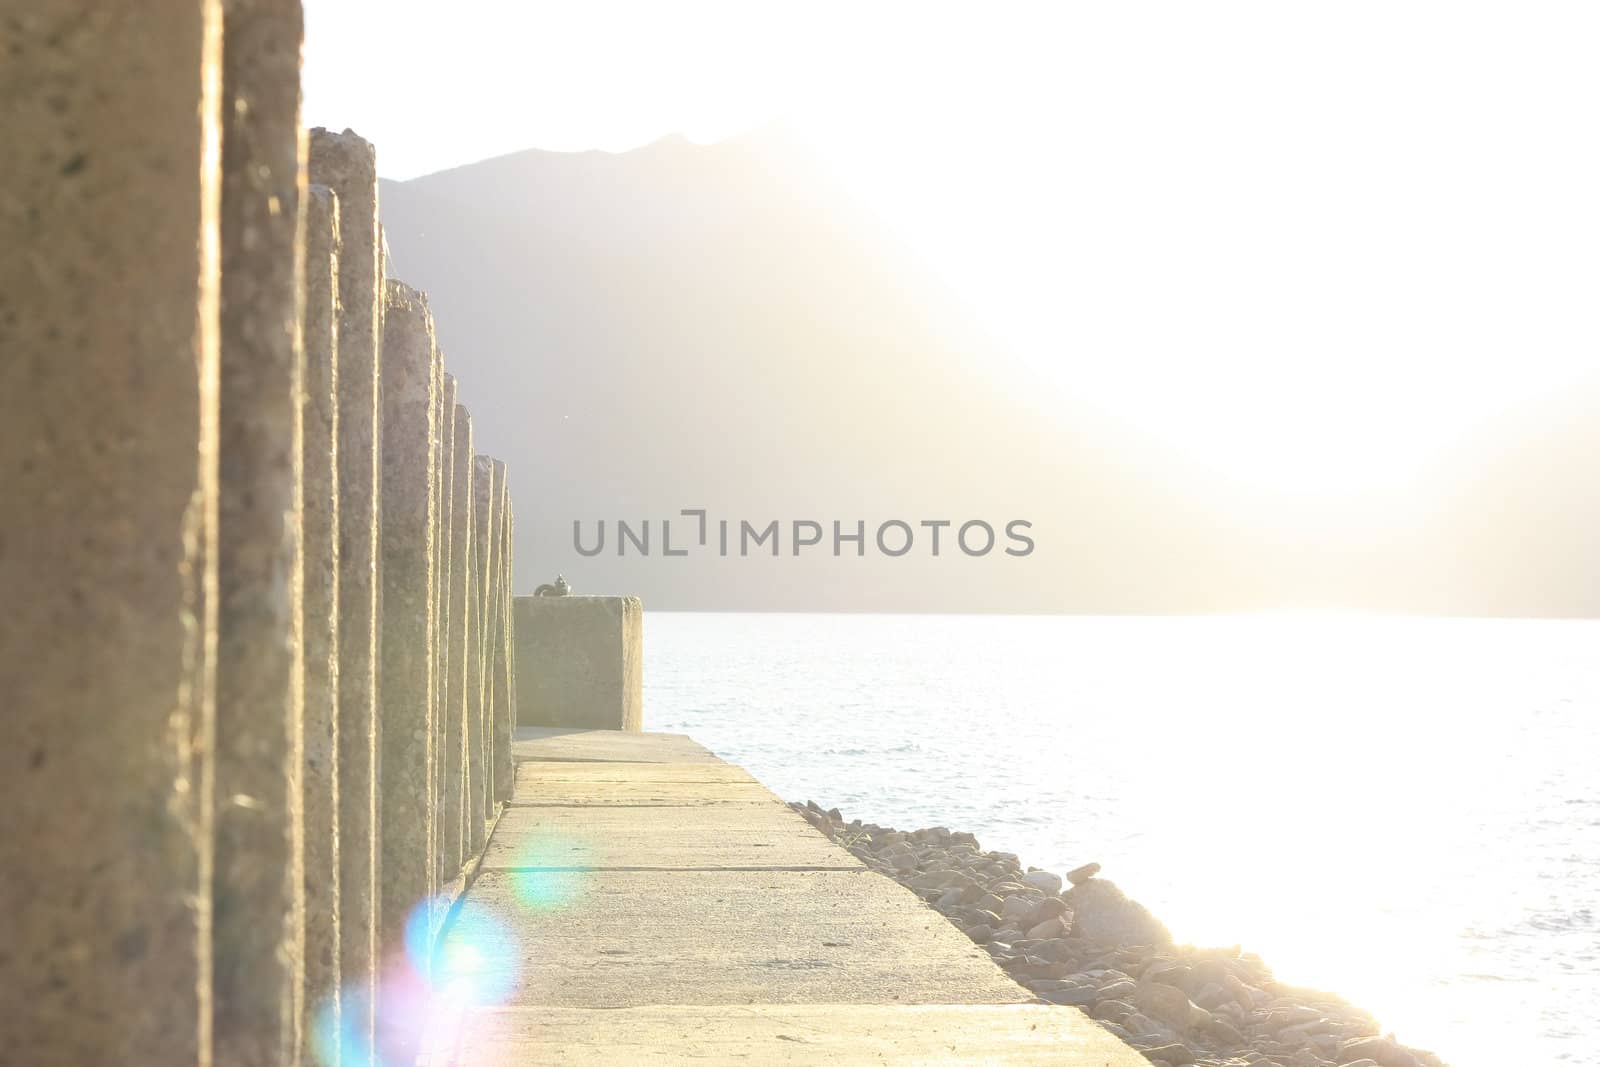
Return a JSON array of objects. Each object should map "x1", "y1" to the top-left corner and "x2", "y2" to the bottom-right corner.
[{"x1": 644, "y1": 613, "x2": 1599, "y2": 1066}]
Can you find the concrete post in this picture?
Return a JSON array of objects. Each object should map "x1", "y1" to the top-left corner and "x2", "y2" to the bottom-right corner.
[
  {"x1": 214, "y1": 3, "x2": 306, "y2": 1063},
  {"x1": 374, "y1": 281, "x2": 439, "y2": 1062},
  {"x1": 309, "y1": 128, "x2": 383, "y2": 1058},
  {"x1": 503, "y1": 495, "x2": 519, "y2": 781},
  {"x1": 469, "y1": 455, "x2": 497, "y2": 847},
  {"x1": 436, "y1": 374, "x2": 459, "y2": 887},
  {"x1": 0, "y1": 7, "x2": 223, "y2": 1062},
  {"x1": 444, "y1": 403, "x2": 475, "y2": 873},
  {"x1": 427, "y1": 356, "x2": 445, "y2": 923},
  {"x1": 301, "y1": 182, "x2": 342, "y2": 1057},
  {"x1": 462, "y1": 449, "x2": 485, "y2": 853},
  {"x1": 514, "y1": 596, "x2": 644, "y2": 731},
  {"x1": 490, "y1": 462, "x2": 516, "y2": 804}
]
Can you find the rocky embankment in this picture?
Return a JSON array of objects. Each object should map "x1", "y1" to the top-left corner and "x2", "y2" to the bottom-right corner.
[{"x1": 792, "y1": 801, "x2": 1447, "y2": 1067}]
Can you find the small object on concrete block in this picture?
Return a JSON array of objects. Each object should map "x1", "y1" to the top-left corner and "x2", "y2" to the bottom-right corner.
[{"x1": 515, "y1": 595, "x2": 642, "y2": 730}]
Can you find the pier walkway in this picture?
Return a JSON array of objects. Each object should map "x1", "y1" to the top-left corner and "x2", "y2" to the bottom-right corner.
[{"x1": 423, "y1": 727, "x2": 1144, "y2": 1065}]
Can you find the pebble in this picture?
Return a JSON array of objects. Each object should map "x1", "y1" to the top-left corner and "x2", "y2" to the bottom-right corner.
[
  {"x1": 1023, "y1": 869, "x2": 1064, "y2": 893},
  {"x1": 1067, "y1": 861, "x2": 1102, "y2": 885}
]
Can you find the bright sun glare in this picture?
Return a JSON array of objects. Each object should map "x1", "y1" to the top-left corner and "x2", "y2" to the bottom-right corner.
[{"x1": 305, "y1": 0, "x2": 1600, "y2": 497}]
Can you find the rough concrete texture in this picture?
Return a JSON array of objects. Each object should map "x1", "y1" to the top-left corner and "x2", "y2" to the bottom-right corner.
[
  {"x1": 214, "y1": 2, "x2": 306, "y2": 1062},
  {"x1": 450, "y1": 1004, "x2": 1148, "y2": 1066},
  {"x1": 511, "y1": 761, "x2": 763, "y2": 804},
  {"x1": 377, "y1": 281, "x2": 441, "y2": 993},
  {"x1": 469, "y1": 455, "x2": 498, "y2": 847},
  {"x1": 435, "y1": 374, "x2": 458, "y2": 887},
  {"x1": 448, "y1": 864, "x2": 1022, "y2": 1011},
  {"x1": 489, "y1": 463, "x2": 515, "y2": 805},
  {"x1": 430, "y1": 733, "x2": 1144, "y2": 1066},
  {"x1": 301, "y1": 182, "x2": 342, "y2": 1051},
  {"x1": 512, "y1": 726, "x2": 718, "y2": 764},
  {"x1": 514, "y1": 596, "x2": 644, "y2": 730},
  {"x1": 444, "y1": 403, "x2": 475, "y2": 874},
  {"x1": 460, "y1": 429, "x2": 484, "y2": 854},
  {"x1": 309, "y1": 127, "x2": 383, "y2": 1054},
  {"x1": 495, "y1": 489, "x2": 518, "y2": 803},
  {"x1": 427, "y1": 359, "x2": 447, "y2": 916},
  {"x1": 483, "y1": 804, "x2": 859, "y2": 871},
  {"x1": 0, "y1": 7, "x2": 223, "y2": 1061}
]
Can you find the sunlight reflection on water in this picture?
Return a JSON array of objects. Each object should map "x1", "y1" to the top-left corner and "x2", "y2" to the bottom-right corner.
[{"x1": 646, "y1": 613, "x2": 1600, "y2": 1067}]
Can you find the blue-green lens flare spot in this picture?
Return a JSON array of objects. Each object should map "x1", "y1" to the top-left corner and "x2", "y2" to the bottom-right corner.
[
  {"x1": 436, "y1": 901, "x2": 519, "y2": 1007},
  {"x1": 506, "y1": 831, "x2": 590, "y2": 912}
]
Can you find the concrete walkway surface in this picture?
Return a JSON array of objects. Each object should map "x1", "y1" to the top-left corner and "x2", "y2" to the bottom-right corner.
[{"x1": 422, "y1": 727, "x2": 1145, "y2": 1066}]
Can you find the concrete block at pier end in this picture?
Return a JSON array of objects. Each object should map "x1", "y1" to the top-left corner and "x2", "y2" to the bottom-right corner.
[{"x1": 514, "y1": 596, "x2": 643, "y2": 730}]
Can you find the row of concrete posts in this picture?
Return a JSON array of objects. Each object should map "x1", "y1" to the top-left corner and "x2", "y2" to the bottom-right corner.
[{"x1": 1, "y1": 5, "x2": 519, "y2": 1065}]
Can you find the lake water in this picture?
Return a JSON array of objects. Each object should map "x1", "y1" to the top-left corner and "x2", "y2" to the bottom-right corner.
[{"x1": 643, "y1": 613, "x2": 1599, "y2": 1066}]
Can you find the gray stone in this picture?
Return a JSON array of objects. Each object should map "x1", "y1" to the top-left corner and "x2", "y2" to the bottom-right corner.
[
  {"x1": 1023, "y1": 870, "x2": 1063, "y2": 894},
  {"x1": 1098, "y1": 980, "x2": 1138, "y2": 1002},
  {"x1": 1040, "y1": 987, "x2": 1100, "y2": 1007},
  {"x1": 1067, "y1": 861, "x2": 1102, "y2": 885},
  {"x1": 310, "y1": 127, "x2": 384, "y2": 1056},
  {"x1": 1065, "y1": 877, "x2": 1173, "y2": 947},
  {"x1": 214, "y1": 3, "x2": 306, "y2": 1061},
  {"x1": 514, "y1": 595, "x2": 644, "y2": 729},
  {"x1": 1338, "y1": 1037, "x2": 1421, "y2": 1067},
  {"x1": 1025, "y1": 916, "x2": 1069, "y2": 940},
  {"x1": 376, "y1": 280, "x2": 440, "y2": 1006},
  {"x1": 301, "y1": 182, "x2": 342, "y2": 1052},
  {"x1": 1133, "y1": 981, "x2": 1205, "y2": 1032},
  {"x1": 0, "y1": 8, "x2": 222, "y2": 1057}
]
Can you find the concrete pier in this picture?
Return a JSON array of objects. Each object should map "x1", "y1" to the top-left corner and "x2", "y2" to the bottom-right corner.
[
  {"x1": 213, "y1": 2, "x2": 306, "y2": 1062},
  {"x1": 514, "y1": 596, "x2": 643, "y2": 730},
  {"x1": 301, "y1": 182, "x2": 343, "y2": 1053},
  {"x1": 310, "y1": 127, "x2": 384, "y2": 1055},
  {"x1": 0, "y1": 7, "x2": 223, "y2": 1062},
  {"x1": 430, "y1": 730, "x2": 1145, "y2": 1066},
  {"x1": 444, "y1": 403, "x2": 475, "y2": 874}
]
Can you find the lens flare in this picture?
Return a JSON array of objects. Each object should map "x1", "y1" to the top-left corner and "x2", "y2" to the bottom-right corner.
[
  {"x1": 433, "y1": 900, "x2": 519, "y2": 1007},
  {"x1": 506, "y1": 831, "x2": 590, "y2": 912}
]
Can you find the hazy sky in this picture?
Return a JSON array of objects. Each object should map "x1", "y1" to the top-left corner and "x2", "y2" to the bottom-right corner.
[{"x1": 305, "y1": 2, "x2": 1600, "y2": 498}]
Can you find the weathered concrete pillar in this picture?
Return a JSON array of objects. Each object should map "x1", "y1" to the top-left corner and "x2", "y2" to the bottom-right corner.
[
  {"x1": 374, "y1": 280, "x2": 439, "y2": 1062},
  {"x1": 469, "y1": 455, "x2": 497, "y2": 848},
  {"x1": 503, "y1": 495, "x2": 519, "y2": 779},
  {"x1": 301, "y1": 182, "x2": 342, "y2": 1058},
  {"x1": 309, "y1": 127, "x2": 383, "y2": 1058},
  {"x1": 427, "y1": 355, "x2": 445, "y2": 916},
  {"x1": 515, "y1": 595, "x2": 644, "y2": 730},
  {"x1": 214, "y1": 3, "x2": 306, "y2": 1064},
  {"x1": 490, "y1": 462, "x2": 516, "y2": 805},
  {"x1": 0, "y1": 7, "x2": 222, "y2": 1063},
  {"x1": 445, "y1": 405, "x2": 476, "y2": 872},
  {"x1": 436, "y1": 374, "x2": 459, "y2": 887}
]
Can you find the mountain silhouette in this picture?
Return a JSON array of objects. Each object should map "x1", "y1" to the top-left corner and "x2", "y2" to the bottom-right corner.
[{"x1": 378, "y1": 125, "x2": 1599, "y2": 615}]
